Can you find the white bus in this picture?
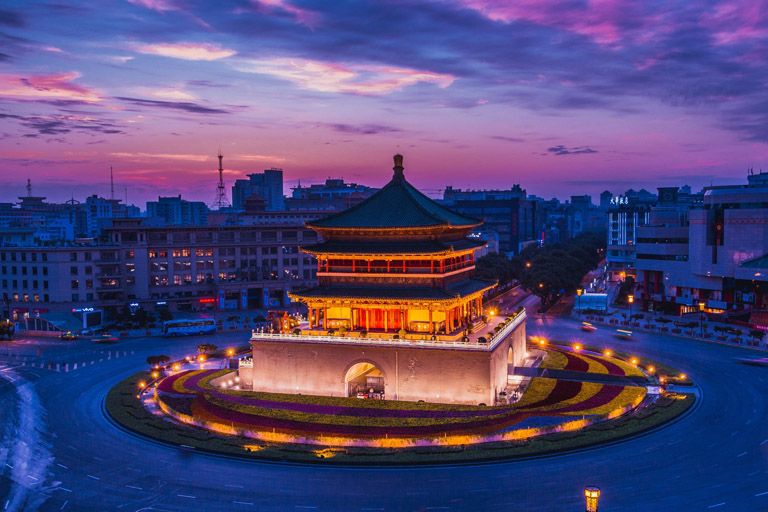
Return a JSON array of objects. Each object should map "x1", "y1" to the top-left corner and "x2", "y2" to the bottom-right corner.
[{"x1": 162, "y1": 319, "x2": 217, "y2": 336}]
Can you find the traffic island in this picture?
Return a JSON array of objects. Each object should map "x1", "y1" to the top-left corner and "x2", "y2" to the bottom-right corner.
[{"x1": 105, "y1": 348, "x2": 696, "y2": 464}]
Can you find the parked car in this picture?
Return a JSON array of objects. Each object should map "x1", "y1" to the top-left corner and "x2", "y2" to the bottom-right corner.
[{"x1": 60, "y1": 331, "x2": 78, "y2": 340}]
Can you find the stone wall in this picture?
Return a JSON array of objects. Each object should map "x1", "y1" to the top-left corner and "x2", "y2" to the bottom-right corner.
[{"x1": 248, "y1": 321, "x2": 525, "y2": 405}]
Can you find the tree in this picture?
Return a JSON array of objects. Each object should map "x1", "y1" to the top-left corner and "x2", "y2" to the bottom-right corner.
[
  {"x1": 156, "y1": 308, "x2": 173, "y2": 322},
  {"x1": 146, "y1": 355, "x2": 171, "y2": 366},
  {"x1": 197, "y1": 343, "x2": 218, "y2": 353}
]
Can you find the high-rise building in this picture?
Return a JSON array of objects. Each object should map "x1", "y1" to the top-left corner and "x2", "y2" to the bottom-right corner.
[
  {"x1": 441, "y1": 185, "x2": 541, "y2": 255},
  {"x1": 146, "y1": 196, "x2": 208, "y2": 226},
  {"x1": 232, "y1": 169, "x2": 285, "y2": 211}
]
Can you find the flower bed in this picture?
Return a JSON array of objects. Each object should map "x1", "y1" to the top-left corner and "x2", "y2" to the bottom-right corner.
[
  {"x1": 538, "y1": 347, "x2": 645, "y2": 378},
  {"x1": 154, "y1": 371, "x2": 646, "y2": 441}
]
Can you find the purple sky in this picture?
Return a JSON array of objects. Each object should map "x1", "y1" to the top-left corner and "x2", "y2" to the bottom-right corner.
[{"x1": 1, "y1": 0, "x2": 766, "y2": 206}]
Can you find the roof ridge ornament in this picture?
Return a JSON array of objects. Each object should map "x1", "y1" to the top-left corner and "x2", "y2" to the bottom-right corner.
[{"x1": 393, "y1": 153, "x2": 404, "y2": 180}]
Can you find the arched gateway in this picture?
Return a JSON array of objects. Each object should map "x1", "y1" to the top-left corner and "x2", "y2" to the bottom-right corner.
[
  {"x1": 248, "y1": 155, "x2": 528, "y2": 405},
  {"x1": 345, "y1": 361, "x2": 385, "y2": 398}
]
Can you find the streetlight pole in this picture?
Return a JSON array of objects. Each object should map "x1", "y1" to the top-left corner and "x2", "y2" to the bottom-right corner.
[
  {"x1": 627, "y1": 294, "x2": 634, "y2": 326},
  {"x1": 584, "y1": 486, "x2": 601, "y2": 512},
  {"x1": 576, "y1": 289, "x2": 583, "y2": 320},
  {"x1": 699, "y1": 301, "x2": 706, "y2": 337}
]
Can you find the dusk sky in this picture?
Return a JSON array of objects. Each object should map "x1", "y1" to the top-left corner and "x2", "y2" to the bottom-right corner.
[{"x1": 1, "y1": 0, "x2": 766, "y2": 206}]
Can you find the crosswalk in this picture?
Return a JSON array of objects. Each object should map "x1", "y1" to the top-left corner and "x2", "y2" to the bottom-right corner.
[{"x1": 0, "y1": 350, "x2": 135, "y2": 373}]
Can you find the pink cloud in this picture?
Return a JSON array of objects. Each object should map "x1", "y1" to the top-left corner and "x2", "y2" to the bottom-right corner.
[
  {"x1": 252, "y1": 0, "x2": 320, "y2": 27},
  {"x1": 232, "y1": 57, "x2": 455, "y2": 94},
  {"x1": 133, "y1": 42, "x2": 236, "y2": 61},
  {"x1": 0, "y1": 72, "x2": 102, "y2": 102},
  {"x1": 700, "y1": 0, "x2": 768, "y2": 45},
  {"x1": 451, "y1": 0, "x2": 641, "y2": 47},
  {"x1": 126, "y1": 0, "x2": 177, "y2": 12}
]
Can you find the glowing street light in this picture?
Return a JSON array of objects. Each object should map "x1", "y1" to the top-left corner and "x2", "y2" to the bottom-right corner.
[
  {"x1": 631, "y1": 358, "x2": 638, "y2": 365},
  {"x1": 576, "y1": 288, "x2": 583, "y2": 320},
  {"x1": 525, "y1": 262, "x2": 531, "y2": 268},
  {"x1": 604, "y1": 350, "x2": 612, "y2": 357},
  {"x1": 647, "y1": 366, "x2": 655, "y2": 373},
  {"x1": 227, "y1": 348, "x2": 234, "y2": 356},
  {"x1": 173, "y1": 364, "x2": 180, "y2": 371},
  {"x1": 139, "y1": 381, "x2": 146, "y2": 389},
  {"x1": 584, "y1": 486, "x2": 601, "y2": 512},
  {"x1": 574, "y1": 344, "x2": 582, "y2": 351},
  {"x1": 151, "y1": 371, "x2": 159, "y2": 379}
]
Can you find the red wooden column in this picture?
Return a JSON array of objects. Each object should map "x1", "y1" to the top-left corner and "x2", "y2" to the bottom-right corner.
[{"x1": 429, "y1": 309, "x2": 433, "y2": 333}]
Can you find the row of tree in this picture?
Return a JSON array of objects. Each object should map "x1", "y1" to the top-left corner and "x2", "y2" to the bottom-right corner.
[{"x1": 475, "y1": 231, "x2": 606, "y2": 308}]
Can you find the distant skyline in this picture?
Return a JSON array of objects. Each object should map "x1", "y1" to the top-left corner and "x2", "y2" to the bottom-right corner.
[{"x1": 1, "y1": 1, "x2": 766, "y2": 206}]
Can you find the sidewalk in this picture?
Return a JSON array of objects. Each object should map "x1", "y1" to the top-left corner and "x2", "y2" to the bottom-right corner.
[{"x1": 574, "y1": 309, "x2": 768, "y2": 351}]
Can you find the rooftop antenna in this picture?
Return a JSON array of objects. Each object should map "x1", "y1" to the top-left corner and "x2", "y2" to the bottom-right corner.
[
  {"x1": 110, "y1": 167, "x2": 115, "y2": 200},
  {"x1": 26, "y1": 178, "x2": 31, "y2": 197},
  {"x1": 212, "y1": 148, "x2": 230, "y2": 210}
]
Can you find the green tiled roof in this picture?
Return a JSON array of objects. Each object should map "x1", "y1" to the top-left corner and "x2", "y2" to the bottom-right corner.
[
  {"x1": 308, "y1": 158, "x2": 480, "y2": 229},
  {"x1": 301, "y1": 239, "x2": 486, "y2": 255},
  {"x1": 291, "y1": 279, "x2": 496, "y2": 301}
]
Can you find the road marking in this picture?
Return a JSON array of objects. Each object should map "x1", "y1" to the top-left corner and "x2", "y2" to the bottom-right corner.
[
  {"x1": 225, "y1": 484, "x2": 244, "y2": 488},
  {"x1": 56, "y1": 463, "x2": 67, "y2": 469},
  {"x1": 295, "y1": 507, "x2": 317, "y2": 510},
  {"x1": 27, "y1": 475, "x2": 39, "y2": 481},
  {"x1": 361, "y1": 509, "x2": 384, "y2": 511},
  {"x1": 125, "y1": 485, "x2": 142, "y2": 490},
  {"x1": 177, "y1": 494, "x2": 196, "y2": 499},
  {"x1": 125, "y1": 467, "x2": 141, "y2": 472},
  {"x1": 737, "y1": 451, "x2": 747, "y2": 457},
  {"x1": 746, "y1": 419, "x2": 751, "y2": 425},
  {"x1": 761, "y1": 439, "x2": 768, "y2": 446},
  {"x1": 707, "y1": 503, "x2": 725, "y2": 508},
  {"x1": 755, "y1": 491, "x2": 768, "y2": 497},
  {"x1": 233, "y1": 501, "x2": 254, "y2": 506},
  {"x1": 86, "y1": 475, "x2": 100, "y2": 480},
  {"x1": 58, "y1": 487, "x2": 72, "y2": 493},
  {"x1": 60, "y1": 500, "x2": 68, "y2": 510}
]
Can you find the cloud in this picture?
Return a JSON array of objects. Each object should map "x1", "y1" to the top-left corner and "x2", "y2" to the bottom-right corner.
[
  {"x1": 232, "y1": 57, "x2": 455, "y2": 94},
  {"x1": 137, "y1": 88, "x2": 197, "y2": 100},
  {"x1": 490, "y1": 135, "x2": 525, "y2": 142},
  {"x1": 0, "y1": 8, "x2": 24, "y2": 27},
  {"x1": 110, "y1": 152, "x2": 209, "y2": 162},
  {"x1": 126, "y1": 0, "x2": 177, "y2": 12},
  {"x1": 546, "y1": 145, "x2": 598, "y2": 156},
  {"x1": 317, "y1": 123, "x2": 402, "y2": 135},
  {"x1": 0, "y1": 72, "x2": 102, "y2": 103},
  {"x1": 234, "y1": 154, "x2": 288, "y2": 163},
  {"x1": 114, "y1": 96, "x2": 233, "y2": 114},
  {"x1": 133, "y1": 42, "x2": 236, "y2": 61},
  {"x1": 249, "y1": 0, "x2": 320, "y2": 27},
  {"x1": 0, "y1": 112, "x2": 124, "y2": 137},
  {"x1": 186, "y1": 80, "x2": 230, "y2": 88}
]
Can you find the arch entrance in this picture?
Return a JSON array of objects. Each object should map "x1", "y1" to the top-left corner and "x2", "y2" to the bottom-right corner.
[{"x1": 345, "y1": 362, "x2": 385, "y2": 399}]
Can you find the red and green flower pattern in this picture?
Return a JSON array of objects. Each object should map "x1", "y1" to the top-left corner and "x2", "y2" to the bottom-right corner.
[{"x1": 155, "y1": 370, "x2": 646, "y2": 439}]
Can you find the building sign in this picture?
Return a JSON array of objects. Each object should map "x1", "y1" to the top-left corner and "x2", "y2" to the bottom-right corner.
[
  {"x1": 72, "y1": 307, "x2": 94, "y2": 313},
  {"x1": 155, "y1": 301, "x2": 167, "y2": 306},
  {"x1": 610, "y1": 196, "x2": 629, "y2": 206}
]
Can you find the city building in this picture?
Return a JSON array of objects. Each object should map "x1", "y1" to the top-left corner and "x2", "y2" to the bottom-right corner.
[
  {"x1": 286, "y1": 178, "x2": 378, "y2": 211},
  {"x1": 146, "y1": 195, "x2": 208, "y2": 226},
  {"x1": 1, "y1": 218, "x2": 319, "y2": 327},
  {"x1": 605, "y1": 200, "x2": 651, "y2": 282},
  {"x1": 634, "y1": 176, "x2": 768, "y2": 316},
  {"x1": 246, "y1": 155, "x2": 527, "y2": 405},
  {"x1": 442, "y1": 184, "x2": 541, "y2": 255},
  {"x1": 232, "y1": 169, "x2": 285, "y2": 211}
]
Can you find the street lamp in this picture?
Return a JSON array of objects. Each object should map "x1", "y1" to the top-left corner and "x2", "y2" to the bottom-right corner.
[
  {"x1": 698, "y1": 301, "x2": 706, "y2": 337},
  {"x1": 576, "y1": 288, "x2": 583, "y2": 319},
  {"x1": 627, "y1": 295, "x2": 634, "y2": 324},
  {"x1": 584, "y1": 486, "x2": 601, "y2": 512}
]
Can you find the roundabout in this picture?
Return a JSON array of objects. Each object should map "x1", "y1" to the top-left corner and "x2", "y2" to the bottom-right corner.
[
  {"x1": 105, "y1": 341, "x2": 690, "y2": 464},
  {"x1": 1, "y1": 318, "x2": 766, "y2": 511}
]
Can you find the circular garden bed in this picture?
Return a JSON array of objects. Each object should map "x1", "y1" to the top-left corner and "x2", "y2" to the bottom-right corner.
[{"x1": 105, "y1": 345, "x2": 696, "y2": 463}]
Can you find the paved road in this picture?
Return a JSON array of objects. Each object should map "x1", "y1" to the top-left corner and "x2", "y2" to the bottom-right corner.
[{"x1": 0, "y1": 319, "x2": 767, "y2": 512}]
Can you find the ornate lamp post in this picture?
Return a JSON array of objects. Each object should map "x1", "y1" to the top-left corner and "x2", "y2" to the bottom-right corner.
[{"x1": 584, "y1": 486, "x2": 601, "y2": 512}]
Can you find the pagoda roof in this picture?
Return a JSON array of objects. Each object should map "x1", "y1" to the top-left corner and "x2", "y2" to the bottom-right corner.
[
  {"x1": 290, "y1": 278, "x2": 496, "y2": 302},
  {"x1": 307, "y1": 155, "x2": 481, "y2": 230},
  {"x1": 302, "y1": 238, "x2": 486, "y2": 256}
]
